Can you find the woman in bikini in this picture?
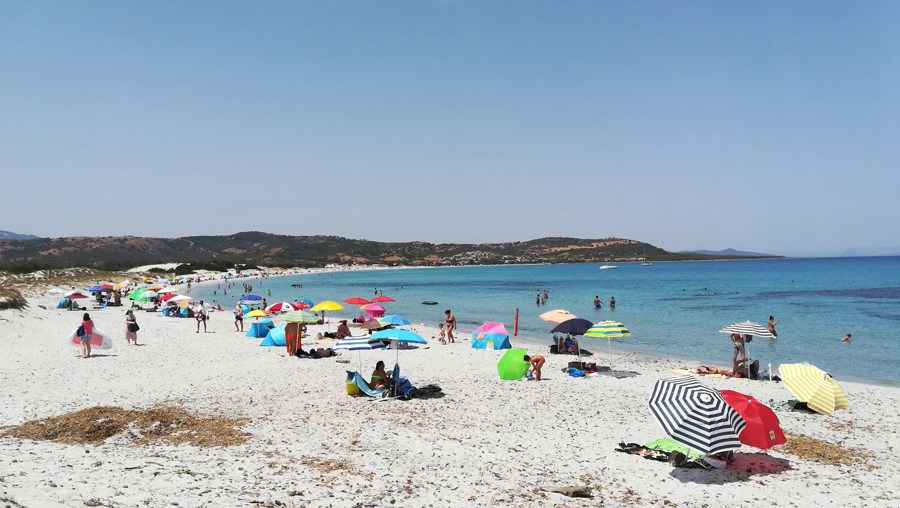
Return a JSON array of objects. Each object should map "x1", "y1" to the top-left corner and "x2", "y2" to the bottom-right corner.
[
  {"x1": 370, "y1": 360, "x2": 392, "y2": 390},
  {"x1": 444, "y1": 310, "x2": 456, "y2": 343}
]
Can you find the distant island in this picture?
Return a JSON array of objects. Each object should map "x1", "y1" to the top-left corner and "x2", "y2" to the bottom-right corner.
[
  {"x1": 0, "y1": 232, "x2": 783, "y2": 274},
  {"x1": 0, "y1": 229, "x2": 39, "y2": 241}
]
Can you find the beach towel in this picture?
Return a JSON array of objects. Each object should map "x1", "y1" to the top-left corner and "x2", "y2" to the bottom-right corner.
[{"x1": 346, "y1": 371, "x2": 386, "y2": 398}]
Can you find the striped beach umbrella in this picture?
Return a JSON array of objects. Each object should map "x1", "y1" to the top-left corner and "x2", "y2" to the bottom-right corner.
[
  {"x1": 778, "y1": 363, "x2": 850, "y2": 415},
  {"x1": 718, "y1": 321, "x2": 774, "y2": 339},
  {"x1": 648, "y1": 377, "x2": 746, "y2": 456},
  {"x1": 584, "y1": 320, "x2": 631, "y2": 350},
  {"x1": 333, "y1": 334, "x2": 386, "y2": 371}
]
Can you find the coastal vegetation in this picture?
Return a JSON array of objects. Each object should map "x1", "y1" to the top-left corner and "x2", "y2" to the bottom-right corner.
[{"x1": 0, "y1": 232, "x2": 779, "y2": 273}]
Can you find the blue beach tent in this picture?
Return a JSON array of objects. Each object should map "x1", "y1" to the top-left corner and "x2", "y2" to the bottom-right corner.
[
  {"x1": 260, "y1": 324, "x2": 286, "y2": 347},
  {"x1": 246, "y1": 317, "x2": 275, "y2": 338}
]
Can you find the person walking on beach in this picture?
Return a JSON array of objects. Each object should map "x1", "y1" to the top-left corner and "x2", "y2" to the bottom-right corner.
[
  {"x1": 524, "y1": 354, "x2": 545, "y2": 381},
  {"x1": 444, "y1": 309, "x2": 456, "y2": 343},
  {"x1": 79, "y1": 313, "x2": 94, "y2": 358},
  {"x1": 768, "y1": 315, "x2": 779, "y2": 337},
  {"x1": 234, "y1": 303, "x2": 244, "y2": 332},
  {"x1": 125, "y1": 309, "x2": 138, "y2": 345},
  {"x1": 196, "y1": 301, "x2": 208, "y2": 333},
  {"x1": 593, "y1": 295, "x2": 602, "y2": 309}
]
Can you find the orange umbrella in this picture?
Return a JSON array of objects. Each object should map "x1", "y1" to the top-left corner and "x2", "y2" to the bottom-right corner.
[{"x1": 539, "y1": 309, "x2": 578, "y2": 324}]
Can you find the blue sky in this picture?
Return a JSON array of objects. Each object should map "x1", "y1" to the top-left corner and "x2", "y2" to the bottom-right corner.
[{"x1": 2, "y1": 1, "x2": 898, "y2": 257}]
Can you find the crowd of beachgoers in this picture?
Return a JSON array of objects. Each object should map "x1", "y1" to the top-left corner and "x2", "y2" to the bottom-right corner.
[{"x1": 0, "y1": 265, "x2": 898, "y2": 507}]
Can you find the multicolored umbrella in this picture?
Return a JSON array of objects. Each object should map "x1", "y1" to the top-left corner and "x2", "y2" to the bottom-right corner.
[
  {"x1": 584, "y1": 320, "x2": 631, "y2": 349},
  {"x1": 719, "y1": 390, "x2": 787, "y2": 450},
  {"x1": 648, "y1": 377, "x2": 746, "y2": 456},
  {"x1": 471, "y1": 322, "x2": 511, "y2": 350},
  {"x1": 64, "y1": 291, "x2": 90, "y2": 300},
  {"x1": 266, "y1": 302, "x2": 296, "y2": 313},
  {"x1": 244, "y1": 309, "x2": 269, "y2": 319},
  {"x1": 282, "y1": 310, "x2": 320, "y2": 323},
  {"x1": 778, "y1": 363, "x2": 850, "y2": 415}
]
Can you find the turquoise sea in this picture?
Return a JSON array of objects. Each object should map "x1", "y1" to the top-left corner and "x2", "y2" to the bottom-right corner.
[{"x1": 194, "y1": 257, "x2": 900, "y2": 385}]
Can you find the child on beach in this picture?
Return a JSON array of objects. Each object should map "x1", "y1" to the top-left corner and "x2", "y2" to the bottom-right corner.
[
  {"x1": 438, "y1": 322, "x2": 446, "y2": 344},
  {"x1": 79, "y1": 313, "x2": 94, "y2": 358}
]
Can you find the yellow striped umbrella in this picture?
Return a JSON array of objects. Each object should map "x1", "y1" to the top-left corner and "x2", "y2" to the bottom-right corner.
[
  {"x1": 778, "y1": 363, "x2": 850, "y2": 415},
  {"x1": 583, "y1": 320, "x2": 631, "y2": 349}
]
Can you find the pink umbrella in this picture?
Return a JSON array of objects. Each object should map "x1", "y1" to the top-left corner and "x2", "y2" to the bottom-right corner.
[
  {"x1": 343, "y1": 296, "x2": 372, "y2": 305},
  {"x1": 363, "y1": 303, "x2": 386, "y2": 318},
  {"x1": 64, "y1": 291, "x2": 90, "y2": 300},
  {"x1": 372, "y1": 295, "x2": 396, "y2": 303}
]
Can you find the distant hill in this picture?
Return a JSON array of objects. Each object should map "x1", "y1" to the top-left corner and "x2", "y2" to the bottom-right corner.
[
  {"x1": 681, "y1": 248, "x2": 775, "y2": 257},
  {"x1": 0, "y1": 230, "x2": 39, "y2": 241}
]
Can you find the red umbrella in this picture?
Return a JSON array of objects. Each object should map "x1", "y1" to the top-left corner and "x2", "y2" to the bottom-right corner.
[
  {"x1": 372, "y1": 295, "x2": 395, "y2": 303},
  {"x1": 343, "y1": 296, "x2": 371, "y2": 305},
  {"x1": 266, "y1": 302, "x2": 296, "y2": 313},
  {"x1": 159, "y1": 293, "x2": 179, "y2": 302},
  {"x1": 719, "y1": 389, "x2": 787, "y2": 450},
  {"x1": 64, "y1": 291, "x2": 90, "y2": 300}
]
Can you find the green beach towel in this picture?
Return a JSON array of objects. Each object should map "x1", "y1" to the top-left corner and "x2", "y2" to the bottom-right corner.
[{"x1": 644, "y1": 438, "x2": 703, "y2": 458}]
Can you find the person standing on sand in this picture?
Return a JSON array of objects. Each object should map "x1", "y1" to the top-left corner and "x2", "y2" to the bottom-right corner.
[
  {"x1": 730, "y1": 333, "x2": 746, "y2": 375},
  {"x1": 196, "y1": 301, "x2": 208, "y2": 333},
  {"x1": 768, "y1": 315, "x2": 779, "y2": 337},
  {"x1": 234, "y1": 303, "x2": 244, "y2": 332},
  {"x1": 125, "y1": 309, "x2": 138, "y2": 345},
  {"x1": 79, "y1": 313, "x2": 94, "y2": 358},
  {"x1": 444, "y1": 309, "x2": 456, "y2": 343}
]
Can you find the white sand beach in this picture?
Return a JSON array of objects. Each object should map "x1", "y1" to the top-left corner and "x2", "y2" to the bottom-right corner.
[{"x1": 2, "y1": 284, "x2": 899, "y2": 507}]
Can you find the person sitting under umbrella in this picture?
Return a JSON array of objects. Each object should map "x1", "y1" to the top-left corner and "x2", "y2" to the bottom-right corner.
[
  {"x1": 369, "y1": 360, "x2": 393, "y2": 390},
  {"x1": 336, "y1": 320, "x2": 352, "y2": 340}
]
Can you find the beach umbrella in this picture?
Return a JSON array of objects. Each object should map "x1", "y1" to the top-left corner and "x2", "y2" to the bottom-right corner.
[
  {"x1": 378, "y1": 314, "x2": 411, "y2": 326},
  {"x1": 362, "y1": 303, "x2": 386, "y2": 318},
  {"x1": 648, "y1": 377, "x2": 746, "y2": 456},
  {"x1": 282, "y1": 310, "x2": 320, "y2": 323},
  {"x1": 370, "y1": 328, "x2": 427, "y2": 366},
  {"x1": 359, "y1": 319, "x2": 384, "y2": 331},
  {"x1": 343, "y1": 296, "x2": 371, "y2": 305},
  {"x1": 64, "y1": 291, "x2": 90, "y2": 300},
  {"x1": 719, "y1": 390, "x2": 787, "y2": 450},
  {"x1": 719, "y1": 321, "x2": 774, "y2": 366},
  {"x1": 332, "y1": 334, "x2": 386, "y2": 371},
  {"x1": 168, "y1": 295, "x2": 193, "y2": 303},
  {"x1": 497, "y1": 348, "x2": 530, "y2": 380},
  {"x1": 112, "y1": 281, "x2": 131, "y2": 290},
  {"x1": 549, "y1": 318, "x2": 594, "y2": 336},
  {"x1": 310, "y1": 300, "x2": 344, "y2": 312},
  {"x1": 583, "y1": 320, "x2": 632, "y2": 350},
  {"x1": 372, "y1": 295, "x2": 396, "y2": 302},
  {"x1": 295, "y1": 298, "x2": 315, "y2": 308},
  {"x1": 159, "y1": 293, "x2": 179, "y2": 302},
  {"x1": 266, "y1": 301, "x2": 296, "y2": 314},
  {"x1": 539, "y1": 309, "x2": 578, "y2": 324},
  {"x1": 86, "y1": 285, "x2": 104, "y2": 292},
  {"x1": 244, "y1": 309, "x2": 269, "y2": 319},
  {"x1": 156, "y1": 286, "x2": 180, "y2": 294},
  {"x1": 242, "y1": 294, "x2": 263, "y2": 302},
  {"x1": 778, "y1": 363, "x2": 850, "y2": 415}
]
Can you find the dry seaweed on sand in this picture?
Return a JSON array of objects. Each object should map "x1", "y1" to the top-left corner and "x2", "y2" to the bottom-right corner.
[
  {"x1": 781, "y1": 432, "x2": 873, "y2": 466},
  {"x1": 1, "y1": 404, "x2": 249, "y2": 447}
]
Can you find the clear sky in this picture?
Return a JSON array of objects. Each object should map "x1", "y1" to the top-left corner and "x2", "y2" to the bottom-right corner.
[{"x1": 2, "y1": 1, "x2": 898, "y2": 257}]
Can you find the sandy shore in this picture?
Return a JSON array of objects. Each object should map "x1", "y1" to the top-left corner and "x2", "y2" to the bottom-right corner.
[{"x1": 1, "y1": 286, "x2": 898, "y2": 507}]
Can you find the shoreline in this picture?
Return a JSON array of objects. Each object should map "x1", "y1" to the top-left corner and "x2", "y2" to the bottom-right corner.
[{"x1": 1, "y1": 284, "x2": 899, "y2": 507}]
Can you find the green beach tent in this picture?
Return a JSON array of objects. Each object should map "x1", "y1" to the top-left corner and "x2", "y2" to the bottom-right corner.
[{"x1": 497, "y1": 348, "x2": 530, "y2": 380}]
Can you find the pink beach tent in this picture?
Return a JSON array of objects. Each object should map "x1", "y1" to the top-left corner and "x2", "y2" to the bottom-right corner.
[{"x1": 363, "y1": 303, "x2": 386, "y2": 318}]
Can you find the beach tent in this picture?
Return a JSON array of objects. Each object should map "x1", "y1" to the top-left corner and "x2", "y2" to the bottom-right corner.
[
  {"x1": 246, "y1": 317, "x2": 274, "y2": 338},
  {"x1": 471, "y1": 322, "x2": 511, "y2": 350},
  {"x1": 57, "y1": 298, "x2": 73, "y2": 309},
  {"x1": 260, "y1": 324, "x2": 287, "y2": 347}
]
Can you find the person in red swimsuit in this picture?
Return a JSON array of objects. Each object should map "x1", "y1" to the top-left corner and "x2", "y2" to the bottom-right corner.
[{"x1": 524, "y1": 354, "x2": 545, "y2": 381}]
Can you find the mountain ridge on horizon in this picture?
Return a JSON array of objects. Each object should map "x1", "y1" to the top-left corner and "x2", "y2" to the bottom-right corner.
[{"x1": 0, "y1": 231, "x2": 784, "y2": 272}]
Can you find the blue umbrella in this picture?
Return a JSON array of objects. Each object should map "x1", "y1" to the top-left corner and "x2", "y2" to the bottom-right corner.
[
  {"x1": 370, "y1": 329, "x2": 427, "y2": 370},
  {"x1": 86, "y1": 285, "x2": 104, "y2": 292},
  {"x1": 379, "y1": 314, "x2": 411, "y2": 326},
  {"x1": 242, "y1": 294, "x2": 263, "y2": 302}
]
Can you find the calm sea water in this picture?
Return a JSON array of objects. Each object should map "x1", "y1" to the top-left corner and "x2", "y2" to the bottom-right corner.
[{"x1": 194, "y1": 257, "x2": 900, "y2": 385}]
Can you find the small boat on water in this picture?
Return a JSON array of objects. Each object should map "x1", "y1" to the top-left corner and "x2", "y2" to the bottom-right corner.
[
  {"x1": 641, "y1": 261, "x2": 652, "y2": 266},
  {"x1": 599, "y1": 265, "x2": 618, "y2": 270}
]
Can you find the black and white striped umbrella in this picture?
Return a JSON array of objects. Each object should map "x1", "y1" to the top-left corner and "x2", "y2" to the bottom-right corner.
[
  {"x1": 718, "y1": 321, "x2": 774, "y2": 339},
  {"x1": 648, "y1": 377, "x2": 746, "y2": 455}
]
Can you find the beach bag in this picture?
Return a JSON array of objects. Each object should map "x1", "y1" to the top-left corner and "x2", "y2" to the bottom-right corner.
[
  {"x1": 128, "y1": 322, "x2": 140, "y2": 333},
  {"x1": 76, "y1": 325, "x2": 85, "y2": 337}
]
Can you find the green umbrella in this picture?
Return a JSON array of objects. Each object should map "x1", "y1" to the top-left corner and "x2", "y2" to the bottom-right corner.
[
  {"x1": 128, "y1": 288, "x2": 152, "y2": 302},
  {"x1": 282, "y1": 310, "x2": 321, "y2": 323},
  {"x1": 497, "y1": 348, "x2": 530, "y2": 380}
]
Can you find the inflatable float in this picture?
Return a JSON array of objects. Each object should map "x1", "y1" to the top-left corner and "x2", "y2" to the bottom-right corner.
[
  {"x1": 421, "y1": 301, "x2": 438, "y2": 305},
  {"x1": 68, "y1": 326, "x2": 114, "y2": 349}
]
